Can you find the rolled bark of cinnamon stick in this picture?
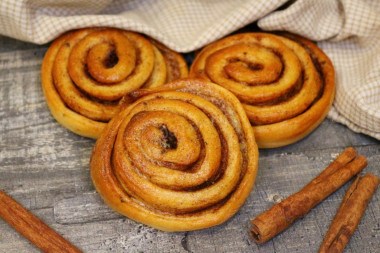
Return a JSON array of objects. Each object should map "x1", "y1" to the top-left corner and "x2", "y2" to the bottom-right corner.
[
  {"x1": 250, "y1": 147, "x2": 367, "y2": 244},
  {"x1": 319, "y1": 174, "x2": 379, "y2": 253},
  {"x1": 0, "y1": 190, "x2": 81, "y2": 253}
]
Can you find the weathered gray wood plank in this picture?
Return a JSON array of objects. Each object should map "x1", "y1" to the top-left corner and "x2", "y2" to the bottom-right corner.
[{"x1": 0, "y1": 35, "x2": 379, "y2": 253}]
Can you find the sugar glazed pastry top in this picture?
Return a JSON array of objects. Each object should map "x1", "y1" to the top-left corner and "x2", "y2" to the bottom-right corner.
[
  {"x1": 41, "y1": 28, "x2": 188, "y2": 138},
  {"x1": 190, "y1": 32, "x2": 335, "y2": 148},
  {"x1": 90, "y1": 78, "x2": 258, "y2": 231}
]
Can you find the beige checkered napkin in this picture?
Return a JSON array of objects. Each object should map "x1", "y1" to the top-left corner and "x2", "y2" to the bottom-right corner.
[
  {"x1": 0, "y1": 0, "x2": 287, "y2": 51},
  {"x1": 0, "y1": 0, "x2": 379, "y2": 140}
]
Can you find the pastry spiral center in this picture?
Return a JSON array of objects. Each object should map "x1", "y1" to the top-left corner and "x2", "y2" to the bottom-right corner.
[
  {"x1": 159, "y1": 125, "x2": 178, "y2": 150},
  {"x1": 127, "y1": 111, "x2": 201, "y2": 168},
  {"x1": 208, "y1": 44, "x2": 283, "y2": 85}
]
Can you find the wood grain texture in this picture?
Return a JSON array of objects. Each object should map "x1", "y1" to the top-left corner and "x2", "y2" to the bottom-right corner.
[{"x1": 0, "y1": 35, "x2": 379, "y2": 253}]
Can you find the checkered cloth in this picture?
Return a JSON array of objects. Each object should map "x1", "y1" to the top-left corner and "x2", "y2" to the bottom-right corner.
[{"x1": 0, "y1": 0, "x2": 379, "y2": 140}]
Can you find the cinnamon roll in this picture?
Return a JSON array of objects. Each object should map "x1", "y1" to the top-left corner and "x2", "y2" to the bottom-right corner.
[
  {"x1": 41, "y1": 28, "x2": 188, "y2": 138},
  {"x1": 190, "y1": 33, "x2": 335, "y2": 148},
  {"x1": 90, "y1": 78, "x2": 258, "y2": 231}
]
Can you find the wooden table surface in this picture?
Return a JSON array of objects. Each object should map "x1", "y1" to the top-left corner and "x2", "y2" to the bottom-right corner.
[{"x1": 0, "y1": 34, "x2": 379, "y2": 253}]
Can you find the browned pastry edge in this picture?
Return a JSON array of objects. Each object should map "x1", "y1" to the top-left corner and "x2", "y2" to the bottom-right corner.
[
  {"x1": 253, "y1": 34, "x2": 335, "y2": 148},
  {"x1": 190, "y1": 32, "x2": 335, "y2": 148},
  {"x1": 90, "y1": 78, "x2": 258, "y2": 231},
  {"x1": 41, "y1": 31, "x2": 107, "y2": 139},
  {"x1": 41, "y1": 28, "x2": 189, "y2": 139}
]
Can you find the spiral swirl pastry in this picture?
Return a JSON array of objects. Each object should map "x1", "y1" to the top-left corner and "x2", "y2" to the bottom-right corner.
[
  {"x1": 190, "y1": 33, "x2": 335, "y2": 148},
  {"x1": 90, "y1": 78, "x2": 258, "y2": 231},
  {"x1": 41, "y1": 28, "x2": 188, "y2": 138}
]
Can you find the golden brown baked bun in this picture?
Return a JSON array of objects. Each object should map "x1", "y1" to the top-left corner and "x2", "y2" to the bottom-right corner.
[
  {"x1": 190, "y1": 32, "x2": 335, "y2": 148},
  {"x1": 90, "y1": 78, "x2": 258, "y2": 231},
  {"x1": 41, "y1": 28, "x2": 188, "y2": 138}
]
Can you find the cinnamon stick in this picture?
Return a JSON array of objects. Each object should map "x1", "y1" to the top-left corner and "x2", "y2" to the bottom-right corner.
[
  {"x1": 250, "y1": 147, "x2": 367, "y2": 244},
  {"x1": 319, "y1": 174, "x2": 379, "y2": 253},
  {"x1": 0, "y1": 189, "x2": 81, "y2": 253}
]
